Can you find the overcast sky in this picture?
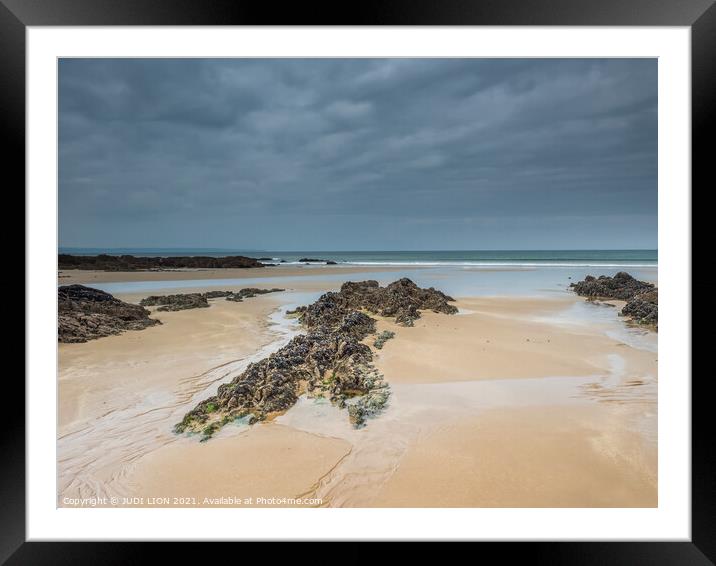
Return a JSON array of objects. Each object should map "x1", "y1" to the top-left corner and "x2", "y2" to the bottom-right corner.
[{"x1": 59, "y1": 58, "x2": 657, "y2": 251}]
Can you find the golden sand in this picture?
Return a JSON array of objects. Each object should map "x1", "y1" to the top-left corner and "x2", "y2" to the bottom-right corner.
[
  {"x1": 58, "y1": 295, "x2": 287, "y2": 502},
  {"x1": 58, "y1": 275, "x2": 657, "y2": 508},
  {"x1": 370, "y1": 296, "x2": 656, "y2": 383},
  {"x1": 372, "y1": 405, "x2": 657, "y2": 507},
  {"x1": 128, "y1": 423, "x2": 351, "y2": 507}
]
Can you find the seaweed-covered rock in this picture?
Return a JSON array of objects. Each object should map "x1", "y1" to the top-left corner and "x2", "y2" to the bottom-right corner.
[
  {"x1": 58, "y1": 284, "x2": 160, "y2": 343},
  {"x1": 293, "y1": 278, "x2": 457, "y2": 329},
  {"x1": 203, "y1": 290, "x2": 234, "y2": 299},
  {"x1": 140, "y1": 293, "x2": 209, "y2": 311},
  {"x1": 569, "y1": 272, "x2": 654, "y2": 300},
  {"x1": 140, "y1": 288, "x2": 285, "y2": 309},
  {"x1": 174, "y1": 318, "x2": 380, "y2": 435},
  {"x1": 374, "y1": 330, "x2": 396, "y2": 349},
  {"x1": 348, "y1": 387, "x2": 391, "y2": 428},
  {"x1": 570, "y1": 272, "x2": 658, "y2": 330},
  {"x1": 621, "y1": 289, "x2": 658, "y2": 327},
  {"x1": 225, "y1": 288, "x2": 285, "y2": 302},
  {"x1": 175, "y1": 278, "x2": 455, "y2": 436}
]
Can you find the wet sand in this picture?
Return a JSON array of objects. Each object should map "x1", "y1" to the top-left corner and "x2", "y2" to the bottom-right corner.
[
  {"x1": 129, "y1": 424, "x2": 351, "y2": 507},
  {"x1": 58, "y1": 293, "x2": 293, "y2": 502},
  {"x1": 372, "y1": 405, "x2": 657, "y2": 507},
  {"x1": 58, "y1": 274, "x2": 657, "y2": 508},
  {"x1": 59, "y1": 295, "x2": 280, "y2": 430},
  {"x1": 370, "y1": 296, "x2": 656, "y2": 382}
]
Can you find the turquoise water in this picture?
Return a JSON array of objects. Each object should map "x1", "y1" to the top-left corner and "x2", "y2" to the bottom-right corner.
[{"x1": 61, "y1": 248, "x2": 657, "y2": 268}]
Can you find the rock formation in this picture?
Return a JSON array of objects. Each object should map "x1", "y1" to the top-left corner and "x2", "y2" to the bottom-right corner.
[
  {"x1": 297, "y1": 257, "x2": 339, "y2": 265},
  {"x1": 620, "y1": 289, "x2": 658, "y2": 327},
  {"x1": 569, "y1": 272, "x2": 654, "y2": 300},
  {"x1": 59, "y1": 284, "x2": 160, "y2": 343},
  {"x1": 291, "y1": 278, "x2": 458, "y2": 328},
  {"x1": 139, "y1": 288, "x2": 285, "y2": 311},
  {"x1": 58, "y1": 254, "x2": 265, "y2": 271},
  {"x1": 570, "y1": 272, "x2": 658, "y2": 327},
  {"x1": 224, "y1": 288, "x2": 285, "y2": 302},
  {"x1": 140, "y1": 293, "x2": 209, "y2": 311},
  {"x1": 174, "y1": 278, "x2": 457, "y2": 439}
]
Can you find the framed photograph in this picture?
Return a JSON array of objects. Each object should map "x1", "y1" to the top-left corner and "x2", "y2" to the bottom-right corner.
[{"x1": 8, "y1": 0, "x2": 712, "y2": 561}]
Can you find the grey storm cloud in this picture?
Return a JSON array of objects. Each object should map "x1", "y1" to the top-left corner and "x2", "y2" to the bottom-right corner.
[{"x1": 59, "y1": 58, "x2": 657, "y2": 250}]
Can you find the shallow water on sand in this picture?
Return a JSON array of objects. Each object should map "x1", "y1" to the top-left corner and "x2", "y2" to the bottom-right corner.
[
  {"x1": 79, "y1": 265, "x2": 657, "y2": 300},
  {"x1": 277, "y1": 360, "x2": 656, "y2": 507}
]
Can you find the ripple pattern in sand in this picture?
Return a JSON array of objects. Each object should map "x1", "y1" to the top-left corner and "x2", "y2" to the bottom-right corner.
[{"x1": 57, "y1": 306, "x2": 300, "y2": 504}]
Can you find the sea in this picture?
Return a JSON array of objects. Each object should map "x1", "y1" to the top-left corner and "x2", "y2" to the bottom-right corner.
[{"x1": 60, "y1": 248, "x2": 657, "y2": 268}]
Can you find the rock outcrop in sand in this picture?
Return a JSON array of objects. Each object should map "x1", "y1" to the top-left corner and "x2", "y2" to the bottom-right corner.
[
  {"x1": 140, "y1": 288, "x2": 284, "y2": 311},
  {"x1": 292, "y1": 278, "x2": 458, "y2": 328},
  {"x1": 174, "y1": 278, "x2": 456, "y2": 437},
  {"x1": 569, "y1": 271, "x2": 654, "y2": 300},
  {"x1": 298, "y1": 257, "x2": 338, "y2": 265},
  {"x1": 59, "y1": 284, "x2": 160, "y2": 343},
  {"x1": 140, "y1": 293, "x2": 210, "y2": 311},
  {"x1": 570, "y1": 272, "x2": 657, "y2": 327},
  {"x1": 620, "y1": 289, "x2": 658, "y2": 327},
  {"x1": 58, "y1": 254, "x2": 265, "y2": 271}
]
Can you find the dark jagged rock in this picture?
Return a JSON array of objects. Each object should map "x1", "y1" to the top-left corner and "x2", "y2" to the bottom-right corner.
[
  {"x1": 298, "y1": 257, "x2": 338, "y2": 265},
  {"x1": 621, "y1": 289, "x2": 658, "y2": 327},
  {"x1": 293, "y1": 278, "x2": 457, "y2": 328},
  {"x1": 140, "y1": 293, "x2": 209, "y2": 311},
  {"x1": 570, "y1": 272, "x2": 658, "y2": 329},
  {"x1": 175, "y1": 278, "x2": 456, "y2": 438},
  {"x1": 140, "y1": 288, "x2": 285, "y2": 309},
  {"x1": 59, "y1": 284, "x2": 160, "y2": 343},
  {"x1": 58, "y1": 254, "x2": 264, "y2": 271},
  {"x1": 203, "y1": 290, "x2": 234, "y2": 299},
  {"x1": 225, "y1": 288, "x2": 285, "y2": 302},
  {"x1": 569, "y1": 272, "x2": 654, "y2": 300}
]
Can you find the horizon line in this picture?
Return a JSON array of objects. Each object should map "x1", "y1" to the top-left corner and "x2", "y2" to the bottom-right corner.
[{"x1": 59, "y1": 247, "x2": 658, "y2": 253}]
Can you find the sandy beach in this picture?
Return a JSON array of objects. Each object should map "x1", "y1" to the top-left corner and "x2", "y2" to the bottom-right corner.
[
  {"x1": 48, "y1": 57, "x2": 665, "y2": 551},
  {"x1": 58, "y1": 264, "x2": 407, "y2": 285},
  {"x1": 58, "y1": 267, "x2": 657, "y2": 508}
]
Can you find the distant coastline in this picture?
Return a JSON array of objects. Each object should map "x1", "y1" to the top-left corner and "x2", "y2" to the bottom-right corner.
[
  {"x1": 59, "y1": 249, "x2": 658, "y2": 269},
  {"x1": 58, "y1": 253, "x2": 265, "y2": 271}
]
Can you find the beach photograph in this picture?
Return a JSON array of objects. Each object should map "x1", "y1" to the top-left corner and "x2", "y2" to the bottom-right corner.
[{"x1": 57, "y1": 58, "x2": 658, "y2": 509}]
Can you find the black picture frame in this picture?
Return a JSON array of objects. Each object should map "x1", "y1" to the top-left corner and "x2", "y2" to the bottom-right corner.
[{"x1": 6, "y1": 0, "x2": 712, "y2": 562}]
